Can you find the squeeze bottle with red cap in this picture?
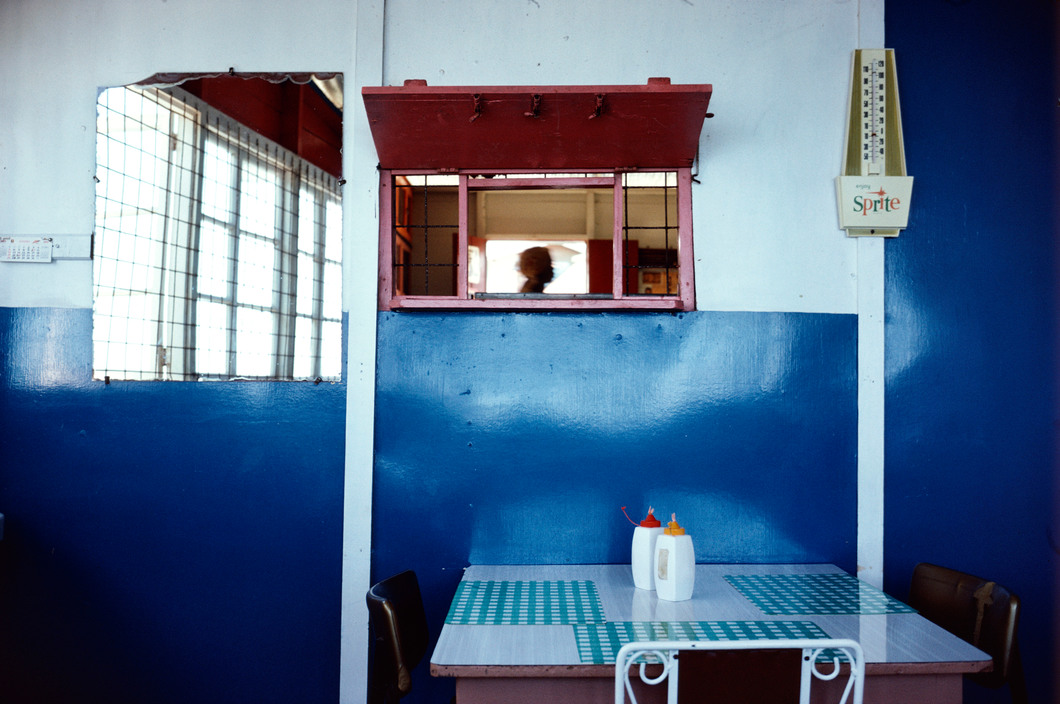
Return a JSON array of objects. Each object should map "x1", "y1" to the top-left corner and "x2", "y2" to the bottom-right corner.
[
  {"x1": 654, "y1": 513, "x2": 695, "y2": 601},
  {"x1": 631, "y1": 507, "x2": 664, "y2": 590}
]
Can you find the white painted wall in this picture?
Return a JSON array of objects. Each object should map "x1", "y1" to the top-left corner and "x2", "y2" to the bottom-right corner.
[
  {"x1": 1, "y1": 0, "x2": 864, "y2": 315},
  {"x1": 382, "y1": 0, "x2": 862, "y2": 314}
]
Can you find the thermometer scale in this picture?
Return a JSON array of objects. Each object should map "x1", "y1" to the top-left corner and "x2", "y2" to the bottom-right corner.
[
  {"x1": 861, "y1": 50, "x2": 887, "y2": 176},
  {"x1": 836, "y1": 49, "x2": 913, "y2": 237}
]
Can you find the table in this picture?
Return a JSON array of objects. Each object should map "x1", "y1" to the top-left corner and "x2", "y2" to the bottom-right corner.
[{"x1": 430, "y1": 564, "x2": 991, "y2": 704}]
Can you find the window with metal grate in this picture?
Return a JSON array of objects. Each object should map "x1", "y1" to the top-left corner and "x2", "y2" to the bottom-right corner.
[
  {"x1": 379, "y1": 170, "x2": 690, "y2": 310},
  {"x1": 93, "y1": 84, "x2": 342, "y2": 381}
]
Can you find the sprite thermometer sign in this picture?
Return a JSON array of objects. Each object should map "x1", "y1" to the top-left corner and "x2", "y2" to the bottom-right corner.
[{"x1": 836, "y1": 49, "x2": 913, "y2": 237}]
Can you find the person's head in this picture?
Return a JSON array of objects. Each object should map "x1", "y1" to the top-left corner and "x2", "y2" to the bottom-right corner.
[{"x1": 518, "y1": 246, "x2": 553, "y2": 292}]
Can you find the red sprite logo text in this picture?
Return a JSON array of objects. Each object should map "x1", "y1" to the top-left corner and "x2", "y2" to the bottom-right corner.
[{"x1": 853, "y1": 189, "x2": 901, "y2": 216}]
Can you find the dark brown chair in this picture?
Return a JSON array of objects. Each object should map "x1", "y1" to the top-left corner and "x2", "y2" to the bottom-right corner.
[
  {"x1": 908, "y1": 562, "x2": 1027, "y2": 704},
  {"x1": 366, "y1": 570, "x2": 430, "y2": 704}
]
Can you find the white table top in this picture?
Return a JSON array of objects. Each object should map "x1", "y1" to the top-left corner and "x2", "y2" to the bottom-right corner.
[{"x1": 430, "y1": 563, "x2": 992, "y2": 676}]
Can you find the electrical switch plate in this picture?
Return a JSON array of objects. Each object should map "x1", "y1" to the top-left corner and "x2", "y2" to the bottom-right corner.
[{"x1": 0, "y1": 236, "x2": 53, "y2": 262}]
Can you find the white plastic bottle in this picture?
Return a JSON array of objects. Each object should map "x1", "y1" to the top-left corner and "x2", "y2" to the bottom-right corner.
[
  {"x1": 631, "y1": 507, "x2": 664, "y2": 590},
  {"x1": 654, "y1": 513, "x2": 695, "y2": 601}
]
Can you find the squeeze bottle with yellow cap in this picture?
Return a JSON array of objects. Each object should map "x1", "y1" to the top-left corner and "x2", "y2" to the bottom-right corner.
[
  {"x1": 631, "y1": 507, "x2": 664, "y2": 590},
  {"x1": 654, "y1": 513, "x2": 695, "y2": 601}
]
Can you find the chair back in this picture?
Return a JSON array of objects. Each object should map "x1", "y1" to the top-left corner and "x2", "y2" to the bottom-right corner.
[
  {"x1": 614, "y1": 638, "x2": 864, "y2": 704},
  {"x1": 908, "y1": 562, "x2": 1026, "y2": 702},
  {"x1": 366, "y1": 570, "x2": 430, "y2": 704}
]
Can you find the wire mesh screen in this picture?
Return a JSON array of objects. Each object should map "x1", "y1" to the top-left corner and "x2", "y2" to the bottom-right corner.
[
  {"x1": 622, "y1": 171, "x2": 679, "y2": 296},
  {"x1": 392, "y1": 175, "x2": 460, "y2": 297},
  {"x1": 94, "y1": 85, "x2": 342, "y2": 381}
]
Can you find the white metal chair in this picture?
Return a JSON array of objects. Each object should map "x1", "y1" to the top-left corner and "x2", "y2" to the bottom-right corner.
[{"x1": 614, "y1": 638, "x2": 864, "y2": 704}]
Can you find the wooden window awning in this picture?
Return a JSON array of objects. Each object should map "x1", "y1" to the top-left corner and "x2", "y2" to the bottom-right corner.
[{"x1": 361, "y1": 78, "x2": 712, "y2": 171}]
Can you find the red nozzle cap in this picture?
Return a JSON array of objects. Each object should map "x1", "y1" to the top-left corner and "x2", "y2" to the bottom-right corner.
[{"x1": 640, "y1": 507, "x2": 662, "y2": 527}]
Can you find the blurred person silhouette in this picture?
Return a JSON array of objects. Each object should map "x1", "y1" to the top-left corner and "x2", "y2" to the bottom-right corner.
[{"x1": 518, "y1": 246, "x2": 554, "y2": 293}]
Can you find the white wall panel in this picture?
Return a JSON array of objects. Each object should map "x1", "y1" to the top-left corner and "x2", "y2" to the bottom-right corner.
[{"x1": 381, "y1": 0, "x2": 861, "y2": 314}]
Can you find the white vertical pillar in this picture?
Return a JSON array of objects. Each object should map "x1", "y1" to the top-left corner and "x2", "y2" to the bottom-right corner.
[
  {"x1": 340, "y1": 1, "x2": 385, "y2": 702},
  {"x1": 857, "y1": 237, "x2": 885, "y2": 590},
  {"x1": 855, "y1": 0, "x2": 886, "y2": 590}
]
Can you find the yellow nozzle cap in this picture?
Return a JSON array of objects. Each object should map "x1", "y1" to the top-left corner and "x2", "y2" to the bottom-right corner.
[{"x1": 664, "y1": 513, "x2": 685, "y2": 535}]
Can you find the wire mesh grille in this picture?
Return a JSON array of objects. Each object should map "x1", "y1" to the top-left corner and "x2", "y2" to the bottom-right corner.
[
  {"x1": 393, "y1": 175, "x2": 460, "y2": 296},
  {"x1": 94, "y1": 85, "x2": 342, "y2": 381},
  {"x1": 622, "y1": 171, "x2": 679, "y2": 296}
]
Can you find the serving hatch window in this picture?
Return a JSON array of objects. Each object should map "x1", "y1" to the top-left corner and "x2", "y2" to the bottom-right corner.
[
  {"x1": 363, "y1": 79, "x2": 711, "y2": 311},
  {"x1": 383, "y1": 171, "x2": 686, "y2": 309}
]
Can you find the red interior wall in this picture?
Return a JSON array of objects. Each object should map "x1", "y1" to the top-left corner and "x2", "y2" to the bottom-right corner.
[{"x1": 183, "y1": 75, "x2": 342, "y2": 179}]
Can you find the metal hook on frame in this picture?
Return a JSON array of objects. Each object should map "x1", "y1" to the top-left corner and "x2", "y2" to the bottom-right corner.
[
  {"x1": 524, "y1": 94, "x2": 542, "y2": 118},
  {"x1": 589, "y1": 94, "x2": 606, "y2": 119},
  {"x1": 469, "y1": 94, "x2": 482, "y2": 123}
]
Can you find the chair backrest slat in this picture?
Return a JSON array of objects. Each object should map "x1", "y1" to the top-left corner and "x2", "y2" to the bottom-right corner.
[
  {"x1": 614, "y1": 638, "x2": 865, "y2": 704},
  {"x1": 908, "y1": 562, "x2": 1026, "y2": 703},
  {"x1": 366, "y1": 570, "x2": 430, "y2": 704}
]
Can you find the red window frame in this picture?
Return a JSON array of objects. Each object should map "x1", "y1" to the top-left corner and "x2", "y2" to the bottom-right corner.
[{"x1": 377, "y1": 169, "x2": 695, "y2": 311}]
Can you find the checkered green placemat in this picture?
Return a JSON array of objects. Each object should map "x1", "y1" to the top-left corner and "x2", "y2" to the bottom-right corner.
[
  {"x1": 445, "y1": 580, "x2": 605, "y2": 625},
  {"x1": 573, "y1": 620, "x2": 833, "y2": 664},
  {"x1": 725, "y1": 573, "x2": 916, "y2": 615}
]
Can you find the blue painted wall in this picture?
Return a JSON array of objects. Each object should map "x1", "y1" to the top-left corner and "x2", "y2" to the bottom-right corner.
[
  {"x1": 372, "y1": 310, "x2": 858, "y2": 702},
  {"x1": 0, "y1": 307, "x2": 346, "y2": 703},
  {"x1": 1, "y1": 3, "x2": 1056, "y2": 704},
  {"x1": 884, "y1": 2, "x2": 1058, "y2": 703}
]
